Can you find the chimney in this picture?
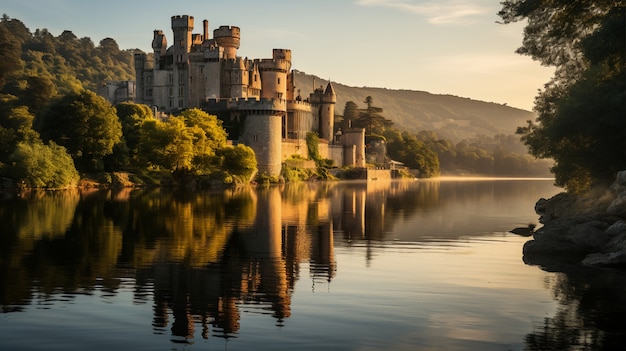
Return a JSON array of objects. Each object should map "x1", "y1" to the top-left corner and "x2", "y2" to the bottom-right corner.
[{"x1": 203, "y1": 20, "x2": 209, "y2": 40}]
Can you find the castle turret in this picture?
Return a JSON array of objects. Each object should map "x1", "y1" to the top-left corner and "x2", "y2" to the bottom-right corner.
[
  {"x1": 214, "y1": 26, "x2": 240, "y2": 60},
  {"x1": 134, "y1": 52, "x2": 148, "y2": 104},
  {"x1": 152, "y1": 30, "x2": 167, "y2": 69},
  {"x1": 171, "y1": 15, "x2": 194, "y2": 64},
  {"x1": 258, "y1": 49, "x2": 291, "y2": 101},
  {"x1": 310, "y1": 82, "x2": 336, "y2": 142}
]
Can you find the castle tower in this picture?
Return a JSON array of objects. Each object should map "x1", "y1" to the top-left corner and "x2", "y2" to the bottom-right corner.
[
  {"x1": 171, "y1": 15, "x2": 194, "y2": 110},
  {"x1": 230, "y1": 57, "x2": 249, "y2": 98},
  {"x1": 310, "y1": 82, "x2": 336, "y2": 142},
  {"x1": 229, "y1": 99, "x2": 286, "y2": 177},
  {"x1": 258, "y1": 49, "x2": 291, "y2": 101},
  {"x1": 134, "y1": 52, "x2": 148, "y2": 104},
  {"x1": 213, "y1": 26, "x2": 240, "y2": 60},
  {"x1": 152, "y1": 30, "x2": 167, "y2": 69}
]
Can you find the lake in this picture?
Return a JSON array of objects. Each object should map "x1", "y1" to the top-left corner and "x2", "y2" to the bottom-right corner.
[{"x1": 1, "y1": 178, "x2": 625, "y2": 350}]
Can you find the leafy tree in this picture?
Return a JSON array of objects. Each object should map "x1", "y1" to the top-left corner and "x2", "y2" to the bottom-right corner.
[
  {"x1": 35, "y1": 90, "x2": 122, "y2": 171},
  {"x1": 216, "y1": 144, "x2": 257, "y2": 183},
  {"x1": 385, "y1": 129, "x2": 440, "y2": 177},
  {"x1": 499, "y1": 0, "x2": 626, "y2": 192},
  {"x1": 138, "y1": 117, "x2": 194, "y2": 171},
  {"x1": 0, "y1": 24, "x2": 23, "y2": 88},
  {"x1": 0, "y1": 105, "x2": 39, "y2": 165},
  {"x1": 9, "y1": 140, "x2": 79, "y2": 188},
  {"x1": 115, "y1": 102, "x2": 153, "y2": 160}
]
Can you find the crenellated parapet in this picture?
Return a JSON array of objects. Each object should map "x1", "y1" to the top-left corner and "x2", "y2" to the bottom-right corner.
[
  {"x1": 223, "y1": 97, "x2": 287, "y2": 113},
  {"x1": 287, "y1": 99, "x2": 312, "y2": 112}
]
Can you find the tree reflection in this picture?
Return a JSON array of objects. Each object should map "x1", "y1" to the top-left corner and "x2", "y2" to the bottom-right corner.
[{"x1": 525, "y1": 264, "x2": 626, "y2": 351}]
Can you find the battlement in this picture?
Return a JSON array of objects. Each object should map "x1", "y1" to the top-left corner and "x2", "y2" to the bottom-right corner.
[
  {"x1": 171, "y1": 15, "x2": 194, "y2": 29},
  {"x1": 287, "y1": 100, "x2": 312, "y2": 112},
  {"x1": 219, "y1": 97, "x2": 287, "y2": 112},
  {"x1": 273, "y1": 49, "x2": 292, "y2": 62},
  {"x1": 256, "y1": 58, "x2": 290, "y2": 72}
]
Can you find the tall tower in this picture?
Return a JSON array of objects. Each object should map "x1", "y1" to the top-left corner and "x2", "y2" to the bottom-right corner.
[
  {"x1": 171, "y1": 15, "x2": 194, "y2": 110},
  {"x1": 310, "y1": 82, "x2": 336, "y2": 142}
]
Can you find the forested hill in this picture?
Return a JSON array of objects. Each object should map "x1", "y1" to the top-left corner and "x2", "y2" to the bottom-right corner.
[
  {"x1": 1, "y1": 15, "x2": 533, "y2": 142},
  {"x1": 294, "y1": 71, "x2": 534, "y2": 141}
]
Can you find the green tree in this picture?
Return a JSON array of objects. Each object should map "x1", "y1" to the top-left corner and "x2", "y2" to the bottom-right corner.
[
  {"x1": 115, "y1": 102, "x2": 153, "y2": 160},
  {"x1": 342, "y1": 101, "x2": 359, "y2": 129},
  {"x1": 385, "y1": 129, "x2": 440, "y2": 178},
  {"x1": 499, "y1": 0, "x2": 625, "y2": 192},
  {"x1": 354, "y1": 96, "x2": 393, "y2": 135},
  {"x1": 0, "y1": 24, "x2": 23, "y2": 88},
  {"x1": 35, "y1": 90, "x2": 122, "y2": 171},
  {"x1": 138, "y1": 117, "x2": 194, "y2": 171},
  {"x1": 216, "y1": 144, "x2": 257, "y2": 183},
  {"x1": 9, "y1": 140, "x2": 79, "y2": 188},
  {"x1": 0, "y1": 105, "x2": 39, "y2": 165}
]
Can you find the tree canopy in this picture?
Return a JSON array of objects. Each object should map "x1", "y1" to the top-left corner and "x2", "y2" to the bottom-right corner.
[
  {"x1": 499, "y1": 0, "x2": 626, "y2": 192},
  {"x1": 35, "y1": 90, "x2": 122, "y2": 171}
]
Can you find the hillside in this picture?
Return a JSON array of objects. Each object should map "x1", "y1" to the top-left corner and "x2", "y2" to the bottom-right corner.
[{"x1": 294, "y1": 71, "x2": 535, "y2": 141}]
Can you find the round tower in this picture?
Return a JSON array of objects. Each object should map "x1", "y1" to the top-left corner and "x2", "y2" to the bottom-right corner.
[
  {"x1": 214, "y1": 26, "x2": 240, "y2": 59},
  {"x1": 257, "y1": 49, "x2": 291, "y2": 101},
  {"x1": 320, "y1": 82, "x2": 337, "y2": 142}
]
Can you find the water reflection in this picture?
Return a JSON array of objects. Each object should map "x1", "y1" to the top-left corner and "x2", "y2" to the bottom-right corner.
[{"x1": 0, "y1": 179, "x2": 623, "y2": 349}]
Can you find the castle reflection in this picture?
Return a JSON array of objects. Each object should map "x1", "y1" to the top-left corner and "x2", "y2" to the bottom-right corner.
[{"x1": 0, "y1": 180, "x2": 435, "y2": 342}]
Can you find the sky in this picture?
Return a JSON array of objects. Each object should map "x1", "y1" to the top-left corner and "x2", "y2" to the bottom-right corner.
[{"x1": 3, "y1": 0, "x2": 554, "y2": 110}]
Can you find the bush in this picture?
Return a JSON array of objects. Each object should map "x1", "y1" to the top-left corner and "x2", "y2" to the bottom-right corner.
[{"x1": 10, "y1": 141, "x2": 79, "y2": 188}]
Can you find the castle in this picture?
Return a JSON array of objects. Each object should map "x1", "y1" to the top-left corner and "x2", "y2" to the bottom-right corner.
[{"x1": 133, "y1": 15, "x2": 366, "y2": 176}]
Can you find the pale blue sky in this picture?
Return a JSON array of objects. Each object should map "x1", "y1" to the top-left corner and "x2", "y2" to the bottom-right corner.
[{"x1": 3, "y1": 0, "x2": 553, "y2": 110}]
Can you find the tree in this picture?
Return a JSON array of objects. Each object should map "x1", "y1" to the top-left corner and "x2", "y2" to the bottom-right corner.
[
  {"x1": 342, "y1": 101, "x2": 359, "y2": 129},
  {"x1": 354, "y1": 96, "x2": 393, "y2": 135},
  {"x1": 384, "y1": 129, "x2": 440, "y2": 178},
  {"x1": 216, "y1": 144, "x2": 257, "y2": 183},
  {"x1": 35, "y1": 90, "x2": 122, "y2": 171},
  {"x1": 9, "y1": 140, "x2": 79, "y2": 188},
  {"x1": 137, "y1": 117, "x2": 194, "y2": 171},
  {"x1": 0, "y1": 24, "x2": 23, "y2": 88},
  {"x1": 115, "y1": 102, "x2": 153, "y2": 160},
  {"x1": 499, "y1": 0, "x2": 625, "y2": 192}
]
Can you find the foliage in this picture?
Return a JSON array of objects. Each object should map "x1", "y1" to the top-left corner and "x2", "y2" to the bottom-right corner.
[
  {"x1": 341, "y1": 101, "x2": 359, "y2": 129},
  {"x1": 35, "y1": 90, "x2": 122, "y2": 171},
  {"x1": 499, "y1": 0, "x2": 626, "y2": 192},
  {"x1": 306, "y1": 132, "x2": 321, "y2": 161},
  {"x1": 9, "y1": 140, "x2": 79, "y2": 188},
  {"x1": 115, "y1": 102, "x2": 154, "y2": 161},
  {"x1": 384, "y1": 129, "x2": 440, "y2": 178},
  {"x1": 0, "y1": 15, "x2": 135, "y2": 97},
  {"x1": 353, "y1": 96, "x2": 393, "y2": 135},
  {"x1": 215, "y1": 144, "x2": 257, "y2": 183},
  {"x1": 137, "y1": 117, "x2": 194, "y2": 171},
  {"x1": 178, "y1": 108, "x2": 228, "y2": 173}
]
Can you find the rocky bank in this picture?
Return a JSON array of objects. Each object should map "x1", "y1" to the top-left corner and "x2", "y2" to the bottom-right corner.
[{"x1": 522, "y1": 171, "x2": 626, "y2": 268}]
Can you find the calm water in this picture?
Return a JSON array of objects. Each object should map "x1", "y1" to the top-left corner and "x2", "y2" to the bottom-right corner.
[{"x1": 1, "y1": 178, "x2": 625, "y2": 351}]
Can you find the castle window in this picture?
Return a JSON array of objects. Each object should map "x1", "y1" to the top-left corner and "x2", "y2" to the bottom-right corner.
[
  {"x1": 277, "y1": 78, "x2": 281, "y2": 84},
  {"x1": 253, "y1": 135, "x2": 258, "y2": 142}
]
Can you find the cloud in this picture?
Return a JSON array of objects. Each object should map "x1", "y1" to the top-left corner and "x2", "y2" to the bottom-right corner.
[{"x1": 355, "y1": 0, "x2": 488, "y2": 24}]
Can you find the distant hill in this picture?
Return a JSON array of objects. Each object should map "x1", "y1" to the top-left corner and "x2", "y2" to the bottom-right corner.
[{"x1": 293, "y1": 71, "x2": 535, "y2": 141}]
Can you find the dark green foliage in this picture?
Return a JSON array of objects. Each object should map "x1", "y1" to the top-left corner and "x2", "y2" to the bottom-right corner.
[
  {"x1": 35, "y1": 90, "x2": 122, "y2": 171},
  {"x1": 0, "y1": 15, "x2": 135, "y2": 97},
  {"x1": 385, "y1": 130, "x2": 440, "y2": 178},
  {"x1": 499, "y1": 0, "x2": 625, "y2": 192},
  {"x1": 353, "y1": 96, "x2": 393, "y2": 135}
]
